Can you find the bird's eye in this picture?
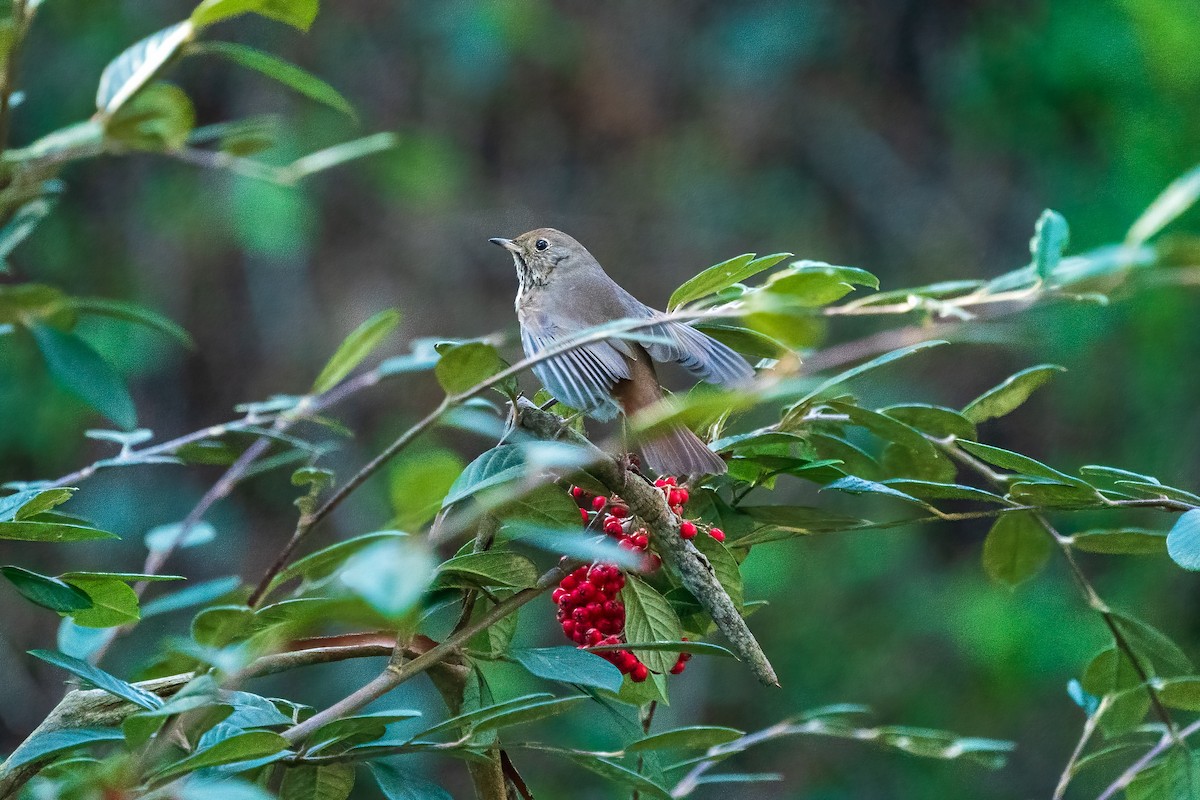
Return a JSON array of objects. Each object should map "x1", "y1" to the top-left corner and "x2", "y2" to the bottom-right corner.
[{"x1": 535, "y1": 238, "x2": 549, "y2": 251}]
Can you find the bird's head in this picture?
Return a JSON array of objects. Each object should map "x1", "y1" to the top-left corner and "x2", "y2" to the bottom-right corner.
[{"x1": 489, "y1": 228, "x2": 592, "y2": 288}]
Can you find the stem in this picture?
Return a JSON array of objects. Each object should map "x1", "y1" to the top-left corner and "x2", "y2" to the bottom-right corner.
[
  {"x1": 281, "y1": 566, "x2": 566, "y2": 745},
  {"x1": 1053, "y1": 696, "x2": 1109, "y2": 800},
  {"x1": 1097, "y1": 718, "x2": 1200, "y2": 800}
]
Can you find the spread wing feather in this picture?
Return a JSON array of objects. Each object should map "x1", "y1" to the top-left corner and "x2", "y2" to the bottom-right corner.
[
  {"x1": 521, "y1": 326, "x2": 627, "y2": 420},
  {"x1": 637, "y1": 318, "x2": 755, "y2": 388}
]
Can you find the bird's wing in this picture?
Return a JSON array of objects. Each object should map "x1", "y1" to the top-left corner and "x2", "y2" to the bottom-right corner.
[
  {"x1": 635, "y1": 315, "x2": 755, "y2": 388},
  {"x1": 520, "y1": 318, "x2": 629, "y2": 420}
]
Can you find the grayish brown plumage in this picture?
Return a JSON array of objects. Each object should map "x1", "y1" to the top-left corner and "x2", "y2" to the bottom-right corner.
[{"x1": 491, "y1": 228, "x2": 754, "y2": 476}]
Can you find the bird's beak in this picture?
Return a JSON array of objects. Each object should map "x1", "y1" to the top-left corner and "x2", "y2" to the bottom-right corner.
[{"x1": 489, "y1": 237, "x2": 520, "y2": 254}]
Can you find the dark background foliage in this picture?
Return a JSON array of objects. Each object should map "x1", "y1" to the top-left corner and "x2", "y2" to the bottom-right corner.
[{"x1": 2, "y1": 1, "x2": 1199, "y2": 797}]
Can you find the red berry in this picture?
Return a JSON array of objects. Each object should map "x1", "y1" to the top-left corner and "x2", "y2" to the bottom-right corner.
[
  {"x1": 551, "y1": 588, "x2": 566, "y2": 604},
  {"x1": 670, "y1": 662, "x2": 686, "y2": 675},
  {"x1": 633, "y1": 533, "x2": 649, "y2": 549},
  {"x1": 571, "y1": 486, "x2": 585, "y2": 499},
  {"x1": 679, "y1": 521, "x2": 697, "y2": 539},
  {"x1": 573, "y1": 566, "x2": 589, "y2": 580},
  {"x1": 676, "y1": 488, "x2": 689, "y2": 505},
  {"x1": 586, "y1": 628, "x2": 603, "y2": 645},
  {"x1": 667, "y1": 490, "x2": 682, "y2": 506},
  {"x1": 592, "y1": 496, "x2": 608, "y2": 511},
  {"x1": 664, "y1": 476, "x2": 677, "y2": 486},
  {"x1": 618, "y1": 539, "x2": 636, "y2": 551},
  {"x1": 604, "y1": 518, "x2": 624, "y2": 536},
  {"x1": 631, "y1": 663, "x2": 649, "y2": 682},
  {"x1": 580, "y1": 508, "x2": 589, "y2": 523},
  {"x1": 609, "y1": 505, "x2": 629, "y2": 518},
  {"x1": 709, "y1": 527, "x2": 726, "y2": 542},
  {"x1": 646, "y1": 553, "x2": 663, "y2": 571},
  {"x1": 559, "y1": 575, "x2": 577, "y2": 591},
  {"x1": 654, "y1": 478, "x2": 669, "y2": 488},
  {"x1": 561, "y1": 620, "x2": 575, "y2": 635}
]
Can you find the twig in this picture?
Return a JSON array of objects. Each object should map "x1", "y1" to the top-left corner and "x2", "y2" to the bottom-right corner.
[
  {"x1": 1097, "y1": 718, "x2": 1200, "y2": 800},
  {"x1": 0, "y1": 640, "x2": 395, "y2": 798},
  {"x1": 671, "y1": 719, "x2": 798, "y2": 797},
  {"x1": 936, "y1": 440, "x2": 1182, "y2": 744},
  {"x1": 1053, "y1": 696, "x2": 1110, "y2": 800},
  {"x1": 280, "y1": 566, "x2": 567, "y2": 745}
]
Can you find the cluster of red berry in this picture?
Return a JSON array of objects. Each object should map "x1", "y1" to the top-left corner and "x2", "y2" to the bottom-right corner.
[
  {"x1": 557, "y1": 478, "x2": 709, "y2": 683},
  {"x1": 552, "y1": 563, "x2": 648, "y2": 682}
]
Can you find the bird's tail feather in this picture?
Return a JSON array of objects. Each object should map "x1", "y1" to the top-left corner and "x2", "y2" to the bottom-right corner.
[{"x1": 640, "y1": 424, "x2": 727, "y2": 477}]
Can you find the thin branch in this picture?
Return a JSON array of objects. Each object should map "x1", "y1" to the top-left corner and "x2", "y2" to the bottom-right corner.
[
  {"x1": 1097, "y1": 718, "x2": 1200, "y2": 800},
  {"x1": 1053, "y1": 696, "x2": 1110, "y2": 800},
  {"x1": 280, "y1": 566, "x2": 567, "y2": 746},
  {"x1": 936, "y1": 439, "x2": 1182, "y2": 744}
]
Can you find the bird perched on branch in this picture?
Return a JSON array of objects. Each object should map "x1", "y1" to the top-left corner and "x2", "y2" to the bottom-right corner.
[{"x1": 490, "y1": 228, "x2": 753, "y2": 476}]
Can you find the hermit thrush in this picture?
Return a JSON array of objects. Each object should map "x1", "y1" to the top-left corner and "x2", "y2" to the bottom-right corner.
[{"x1": 490, "y1": 228, "x2": 754, "y2": 476}]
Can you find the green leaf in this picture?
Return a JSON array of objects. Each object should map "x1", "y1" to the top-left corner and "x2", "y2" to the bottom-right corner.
[
  {"x1": 493, "y1": 483, "x2": 583, "y2": 530},
  {"x1": 1070, "y1": 528, "x2": 1167, "y2": 555},
  {"x1": 279, "y1": 764, "x2": 355, "y2": 800},
  {"x1": 389, "y1": 448, "x2": 463, "y2": 530},
  {"x1": 194, "y1": 43, "x2": 354, "y2": 118},
  {"x1": 307, "y1": 711, "x2": 423, "y2": 754},
  {"x1": 1030, "y1": 210, "x2": 1069, "y2": 280},
  {"x1": 758, "y1": 261, "x2": 878, "y2": 307},
  {"x1": 96, "y1": 22, "x2": 193, "y2": 114},
  {"x1": 981, "y1": 512, "x2": 1051, "y2": 588},
  {"x1": 0, "y1": 195, "x2": 57, "y2": 271},
  {"x1": 880, "y1": 404, "x2": 977, "y2": 440},
  {"x1": 434, "y1": 341, "x2": 513, "y2": 397},
  {"x1": 65, "y1": 297, "x2": 193, "y2": 348},
  {"x1": 367, "y1": 761, "x2": 452, "y2": 800},
  {"x1": 627, "y1": 726, "x2": 744, "y2": 752},
  {"x1": 145, "y1": 521, "x2": 216, "y2": 553},
  {"x1": 270, "y1": 530, "x2": 407, "y2": 593},
  {"x1": 339, "y1": 539, "x2": 436, "y2": 618},
  {"x1": 191, "y1": 0, "x2": 319, "y2": 31},
  {"x1": 881, "y1": 480, "x2": 1006, "y2": 504},
  {"x1": 32, "y1": 323, "x2": 137, "y2": 430},
  {"x1": 60, "y1": 574, "x2": 141, "y2": 628},
  {"x1": 1, "y1": 566, "x2": 92, "y2": 612},
  {"x1": 1006, "y1": 481, "x2": 1100, "y2": 508},
  {"x1": 511, "y1": 646, "x2": 623, "y2": 693},
  {"x1": 501, "y1": 523, "x2": 644, "y2": 572},
  {"x1": 1167, "y1": 509, "x2": 1200, "y2": 571},
  {"x1": 435, "y1": 551, "x2": 538, "y2": 589},
  {"x1": 29, "y1": 649, "x2": 163, "y2": 709},
  {"x1": 0, "y1": 521, "x2": 119, "y2": 542},
  {"x1": 955, "y1": 440, "x2": 1089, "y2": 488},
  {"x1": 668, "y1": 252, "x2": 790, "y2": 310},
  {"x1": 411, "y1": 693, "x2": 553, "y2": 741},
  {"x1": 471, "y1": 696, "x2": 587, "y2": 734},
  {"x1": 106, "y1": 82, "x2": 195, "y2": 151},
  {"x1": 556, "y1": 752, "x2": 673, "y2": 799},
  {"x1": 312, "y1": 309, "x2": 401, "y2": 393},
  {"x1": 3, "y1": 727, "x2": 124, "y2": 770},
  {"x1": 1156, "y1": 677, "x2": 1200, "y2": 712},
  {"x1": 1125, "y1": 748, "x2": 1200, "y2": 800},
  {"x1": 824, "y1": 476, "x2": 932, "y2": 511},
  {"x1": 784, "y1": 341, "x2": 948, "y2": 415},
  {"x1": 141, "y1": 576, "x2": 241, "y2": 618},
  {"x1": 621, "y1": 577, "x2": 683, "y2": 674},
  {"x1": 443, "y1": 445, "x2": 525, "y2": 507},
  {"x1": 1128, "y1": 163, "x2": 1200, "y2": 246},
  {"x1": 155, "y1": 730, "x2": 290, "y2": 779},
  {"x1": 10, "y1": 488, "x2": 75, "y2": 521},
  {"x1": 962, "y1": 365, "x2": 1065, "y2": 424},
  {"x1": 1111, "y1": 611, "x2": 1192, "y2": 675}
]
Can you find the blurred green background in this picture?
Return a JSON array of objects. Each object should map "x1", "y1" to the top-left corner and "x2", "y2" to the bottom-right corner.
[{"x1": 2, "y1": 1, "x2": 1200, "y2": 797}]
